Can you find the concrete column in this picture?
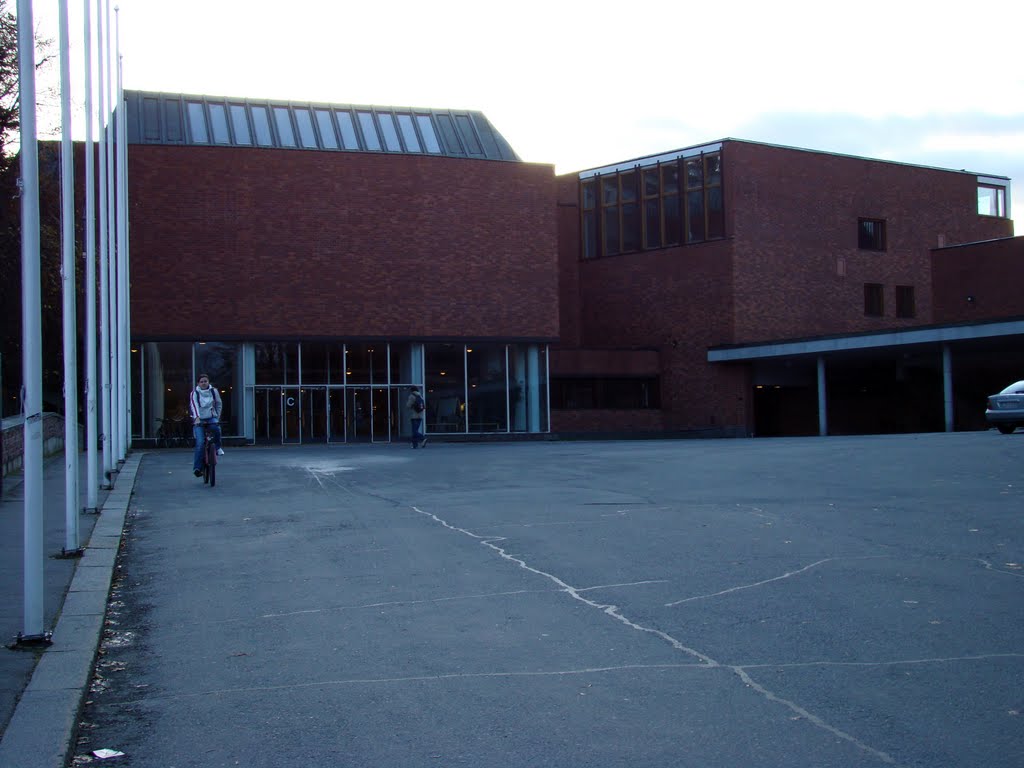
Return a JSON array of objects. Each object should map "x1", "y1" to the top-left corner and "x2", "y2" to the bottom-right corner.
[
  {"x1": 817, "y1": 356, "x2": 828, "y2": 437},
  {"x1": 942, "y1": 344, "x2": 954, "y2": 432}
]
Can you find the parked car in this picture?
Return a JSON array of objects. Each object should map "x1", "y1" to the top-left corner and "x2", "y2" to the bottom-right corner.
[{"x1": 985, "y1": 380, "x2": 1024, "y2": 434}]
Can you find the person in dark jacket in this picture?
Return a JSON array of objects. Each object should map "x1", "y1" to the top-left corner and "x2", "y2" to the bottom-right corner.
[{"x1": 406, "y1": 386, "x2": 427, "y2": 448}]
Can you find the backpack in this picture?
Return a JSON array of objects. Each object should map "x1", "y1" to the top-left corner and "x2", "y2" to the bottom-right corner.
[{"x1": 413, "y1": 394, "x2": 425, "y2": 413}]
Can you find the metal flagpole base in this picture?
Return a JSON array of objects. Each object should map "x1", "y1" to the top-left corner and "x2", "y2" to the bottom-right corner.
[
  {"x1": 7, "y1": 632, "x2": 53, "y2": 650},
  {"x1": 83, "y1": 507, "x2": 102, "y2": 515},
  {"x1": 56, "y1": 548, "x2": 85, "y2": 559}
]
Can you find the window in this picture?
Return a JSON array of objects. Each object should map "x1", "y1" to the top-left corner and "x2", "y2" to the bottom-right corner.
[
  {"x1": 335, "y1": 111, "x2": 359, "y2": 149},
  {"x1": 229, "y1": 105, "x2": 251, "y2": 145},
  {"x1": 294, "y1": 108, "x2": 318, "y2": 148},
  {"x1": 581, "y1": 180, "x2": 598, "y2": 259},
  {"x1": 357, "y1": 111, "x2": 381, "y2": 150},
  {"x1": 396, "y1": 114, "x2": 421, "y2": 152},
  {"x1": 315, "y1": 110, "x2": 338, "y2": 149},
  {"x1": 896, "y1": 285, "x2": 915, "y2": 318},
  {"x1": 377, "y1": 112, "x2": 402, "y2": 151},
  {"x1": 251, "y1": 106, "x2": 273, "y2": 146},
  {"x1": 208, "y1": 104, "x2": 230, "y2": 144},
  {"x1": 186, "y1": 102, "x2": 208, "y2": 143},
  {"x1": 415, "y1": 114, "x2": 442, "y2": 153},
  {"x1": 977, "y1": 184, "x2": 1007, "y2": 217},
  {"x1": 273, "y1": 107, "x2": 296, "y2": 147},
  {"x1": 864, "y1": 283, "x2": 884, "y2": 317},
  {"x1": 858, "y1": 218, "x2": 887, "y2": 250}
]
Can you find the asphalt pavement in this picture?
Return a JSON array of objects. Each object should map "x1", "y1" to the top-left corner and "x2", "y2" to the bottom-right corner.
[{"x1": 2, "y1": 433, "x2": 1023, "y2": 767}]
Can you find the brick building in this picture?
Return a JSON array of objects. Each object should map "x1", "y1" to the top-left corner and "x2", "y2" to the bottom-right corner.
[{"x1": 119, "y1": 91, "x2": 1021, "y2": 443}]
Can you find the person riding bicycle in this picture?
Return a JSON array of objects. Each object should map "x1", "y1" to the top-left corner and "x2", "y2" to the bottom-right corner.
[{"x1": 189, "y1": 373, "x2": 224, "y2": 477}]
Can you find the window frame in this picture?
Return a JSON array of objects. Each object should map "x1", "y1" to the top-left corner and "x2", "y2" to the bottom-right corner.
[
  {"x1": 858, "y1": 218, "x2": 887, "y2": 251},
  {"x1": 895, "y1": 285, "x2": 916, "y2": 319},
  {"x1": 864, "y1": 282, "x2": 885, "y2": 317}
]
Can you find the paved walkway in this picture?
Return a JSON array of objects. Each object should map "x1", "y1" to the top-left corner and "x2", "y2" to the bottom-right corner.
[{"x1": 0, "y1": 448, "x2": 141, "y2": 768}]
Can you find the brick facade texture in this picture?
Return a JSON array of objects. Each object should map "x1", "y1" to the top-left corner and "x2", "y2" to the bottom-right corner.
[
  {"x1": 125, "y1": 146, "x2": 559, "y2": 342},
  {"x1": 931, "y1": 236, "x2": 1024, "y2": 323}
]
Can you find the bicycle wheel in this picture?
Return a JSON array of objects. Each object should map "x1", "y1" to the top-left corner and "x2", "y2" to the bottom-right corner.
[{"x1": 206, "y1": 440, "x2": 217, "y2": 487}]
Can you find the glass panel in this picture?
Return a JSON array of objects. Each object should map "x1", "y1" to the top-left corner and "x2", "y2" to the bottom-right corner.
[
  {"x1": 164, "y1": 100, "x2": 183, "y2": 141},
  {"x1": 251, "y1": 106, "x2": 273, "y2": 146},
  {"x1": 705, "y1": 153, "x2": 722, "y2": 186},
  {"x1": 644, "y1": 199, "x2": 662, "y2": 249},
  {"x1": 582, "y1": 210, "x2": 597, "y2": 259},
  {"x1": 977, "y1": 185, "x2": 1005, "y2": 216},
  {"x1": 661, "y1": 163, "x2": 679, "y2": 194},
  {"x1": 620, "y1": 171, "x2": 637, "y2": 203},
  {"x1": 377, "y1": 112, "x2": 402, "y2": 151},
  {"x1": 663, "y1": 195, "x2": 681, "y2": 245},
  {"x1": 254, "y1": 342, "x2": 299, "y2": 384},
  {"x1": 301, "y1": 342, "x2": 331, "y2": 384},
  {"x1": 396, "y1": 114, "x2": 421, "y2": 152},
  {"x1": 254, "y1": 387, "x2": 282, "y2": 443},
  {"x1": 371, "y1": 387, "x2": 391, "y2": 441},
  {"x1": 687, "y1": 190, "x2": 705, "y2": 242},
  {"x1": 186, "y1": 102, "x2": 208, "y2": 143},
  {"x1": 603, "y1": 208, "x2": 620, "y2": 255},
  {"x1": 273, "y1": 107, "x2": 296, "y2": 147},
  {"x1": 425, "y1": 343, "x2": 466, "y2": 433},
  {"x1": 131, "y1": 346, "x2": 143, "y2": 437},
  {"x1": 643, "y1": 168, "x2": 659, "y2": 197},
  {"x1": 194, "y1": 342, "x2": 241, "y2": 435},
  {"x1": 436, "y1": 114, "x2": 464, "y2": 154},
  {"x1": 345, "y1": 344, "x2": 385, "y2": 384},
  {"x1": 282, "y1": 387, "x2": 300, "y2": 443},
  {"x1": 455, "y1": 115, "x2": 483, "y2": 154},
  {"x1": 622, "y1": 203, "x2": 641, "y2": 252},
  {"x1": 294, "y1": 108, "x2": 318, "y2": 148},
  {"x1": 415, "y1": 114, "x2": 442, "y2": 153},
  {"x1": 510, "y1": 344, "x2": 547, "y2": 432},
  {"x1": 143, "y1": 98, "x2": 160, "y2": 140},
  {"x1": 327, "y1": 388, "x2": 346, "y2": 442},
  {"x1": 582, "y1": 180, "x2": 596, "y2": 210},
  {"x1": 686, "y1": 158, "x2": 703, "y2": 188},
  {"x1": 466, "y1": 344, "x2": 508, "y2": 432},
  {"x1": 209, "y1": 103, "x2": 230, "y2": 144},
  {"x1": 336, "y1": 110, "x2": 360, "y2": 149},
  {"x1": 347, "y1": 388, "x2": 372, "y2": 441},
  {"x1": 601, "y1": 177, "x2": 618, "y2": 205},
  {"x1": 300, "y1": 387, "x2": 328, "y2": 443},
  {"x1": 357, "y1": 111, "x2": 382, "y2": 150},
  {"x1": 707, "y1": 186, "x2": 724, "y2": 238},
  {"x1": 230, "y1": 105, "x2": 251, "y2": 145},
  {"x1": 389, "y1": 342, "x2": 417, "y2": 385},
  {"x1": 141, "y1": 341, "x2": 193, "y2": 441},
  {"x1": 315, "y1": 110, "x2": 338, "y2": 149}
]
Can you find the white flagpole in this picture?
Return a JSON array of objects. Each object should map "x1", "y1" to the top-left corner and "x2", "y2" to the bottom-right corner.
[
  {"x1": 115, "y1": 6, "x2": 128, "y2": 455},
  {"x1": 58, "y1": 0, "x2": 81, "y2": 554},
  {"x1": 96, "y1": 0, "x2": 112, "y2": 486},
  {"x1": 83, "y1": 0, "x2": 99, "y2": 511},
  {"x1": 16, "y1": 0, "x2": 46, "y2": 643},
  {"x1": 104, "y1": 0, "x2": 120, "y2": 466}
]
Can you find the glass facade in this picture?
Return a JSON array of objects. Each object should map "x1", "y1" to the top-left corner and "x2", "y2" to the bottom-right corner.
[{"x1": 131, "y1": 340, "x2": 549, "y2": 444}]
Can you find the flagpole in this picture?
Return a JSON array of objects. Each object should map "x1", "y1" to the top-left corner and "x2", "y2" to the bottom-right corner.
[{"x1": 83, "y1": 0, "x2": 99, "y2": 511}]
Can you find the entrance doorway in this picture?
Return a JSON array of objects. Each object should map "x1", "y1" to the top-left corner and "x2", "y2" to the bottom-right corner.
[
  {"x1": 254, "y1": 387, "x2": 301, "y2": 444},
  {"x1": 255, "y1": 386, "x2": 396, "y2": 444}
]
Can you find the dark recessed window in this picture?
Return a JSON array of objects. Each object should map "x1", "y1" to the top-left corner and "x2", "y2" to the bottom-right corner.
[
  {"x1": 858, "y1": 218, "x2": 887, "y2": 250},
  {"x1": 581, "y1": 180, "x2": 598, "y2": 260},
  {"x1": 896, "y1": 285, "x2": 915, "y2": 318},
  {"x1": 550, "y1": 377, "x2": 660, "y2": 410},
  {"x1": 864, "y1": 283, "x2": 884, "y2": 317}
]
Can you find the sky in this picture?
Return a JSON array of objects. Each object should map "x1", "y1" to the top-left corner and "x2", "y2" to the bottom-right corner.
[{"x1": 29, "y1": 0, "x2": 1024, "y2": 218}]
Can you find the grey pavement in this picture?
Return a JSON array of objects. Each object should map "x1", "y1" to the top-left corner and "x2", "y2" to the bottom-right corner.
[
  {"x1": 0, "y1": 447, "x2": 138, "y2": 768},
  {"x1": 5, "y1": 433, "x2": 1024, "y2": 767}
]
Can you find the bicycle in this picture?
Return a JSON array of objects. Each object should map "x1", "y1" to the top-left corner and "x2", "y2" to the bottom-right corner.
[
  {"x1": 197, "y1": 421, "x2": 220, "y2": 487},
  {"x1": 156, "y1": 415, "x2": 192, "y2": 448}
]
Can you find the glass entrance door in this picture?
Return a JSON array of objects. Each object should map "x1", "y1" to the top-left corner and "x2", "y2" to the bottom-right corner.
[
  {"x1": 282, "y1": 387, "x2": 300, "y2": 444},
  {"x1": 301, "y1": 387, "x2": 328, "y2": 444}
]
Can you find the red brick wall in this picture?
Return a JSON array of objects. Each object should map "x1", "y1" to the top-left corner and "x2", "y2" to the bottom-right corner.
[
  {"x1": 726, "y1": 141, "x2": 1014, "y2": 344},
  {"x1": 931, "y1": 236, "x2": 1024, "y2": 323},
  {"x1": 551, "y1": 409, "x2": 664, "y2": 433},
  {"x1": 126, "y1": 146, "x2": 559, "y2": 341}
]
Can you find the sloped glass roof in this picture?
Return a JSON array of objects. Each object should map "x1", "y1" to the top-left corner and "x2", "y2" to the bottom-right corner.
[{"x1": 123, "y1": 90, "x2": 520, "y2": 162}]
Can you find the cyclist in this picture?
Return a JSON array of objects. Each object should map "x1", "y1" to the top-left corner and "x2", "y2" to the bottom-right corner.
[{"x1": 189, "y1": 373, "x2": 224, "y2": 477}]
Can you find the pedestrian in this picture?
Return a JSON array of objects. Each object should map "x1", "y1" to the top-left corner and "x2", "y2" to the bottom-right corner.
[
  {"x1": 189, "y1": 373, "x2": 224, "y2": 476},
  {"x1": 406, "y1": 386, "x2": 427, "y2": 448}
]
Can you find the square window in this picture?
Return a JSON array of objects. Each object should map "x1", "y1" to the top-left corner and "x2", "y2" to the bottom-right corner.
[
  {"x1": 864, "y1": 283, "x2": 884, "y2": 317},
  {"x1": 977, "y1": 184, "x2": 1006, "y2": 217},
  {"x1": 896, "y1": 285, "x2": 915, "y2": 318},
  {"x1": 858, "y1": 218, "x2": 886, "y2": 250}
]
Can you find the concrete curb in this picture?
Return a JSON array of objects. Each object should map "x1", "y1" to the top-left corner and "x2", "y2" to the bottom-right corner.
[{"x1": 0, "y1": 453, "x2": 142, "y2": 768}]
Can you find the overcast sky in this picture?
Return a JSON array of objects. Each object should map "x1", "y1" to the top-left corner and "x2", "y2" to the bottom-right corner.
[{"x1": 31, "y1": 0, "x2": 1023, "y2": 217}]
